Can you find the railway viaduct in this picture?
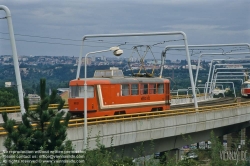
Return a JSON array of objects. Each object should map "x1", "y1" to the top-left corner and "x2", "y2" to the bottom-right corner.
[
  {"x1": 67, "y1": 98, "x2": 250, "y2": 157},
  {"x1": 0, "y1": 96, "x2": 250, "y2": 158}
]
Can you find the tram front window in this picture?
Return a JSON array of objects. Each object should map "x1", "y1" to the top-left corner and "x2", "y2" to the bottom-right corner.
[{"x1": 70, "y1": 86, "x2": 94, "y2": 98}]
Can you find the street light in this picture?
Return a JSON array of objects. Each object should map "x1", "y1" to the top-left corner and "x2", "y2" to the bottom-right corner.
[
  {"x1": 0, "y1": 5, "x2": 25, "y2": 114},
  {"x1": 83, "y1": 46, "x2": 123, "y2": 149}
]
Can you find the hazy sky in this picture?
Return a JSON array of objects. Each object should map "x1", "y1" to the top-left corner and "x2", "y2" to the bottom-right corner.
[{"x1": 0, "y1": 0, "x2": 250, "y2": 60}]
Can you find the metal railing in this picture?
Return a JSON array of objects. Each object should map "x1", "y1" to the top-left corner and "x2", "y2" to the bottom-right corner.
[
  {"x1": 0, "y1": 94, "x2": 206, "y2": 114},
  {"x1": 0, "y1": 104, "x2": 69, "y2": 113},
  {"x1": 170, "y1": 93, "x2": 205, "y2": 99}
]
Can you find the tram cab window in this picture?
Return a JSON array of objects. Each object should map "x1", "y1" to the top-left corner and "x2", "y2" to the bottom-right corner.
[
  {"x1": 149, "y1": 84, "x2": 156, "y2": 94},
  {"x1": 131, "y1": 84, "x2": 138, "y2": 95},
  {"x1": 140, "y1": 84, "x2": 148, "y2": 94},
  {"x1": 121, "y1": 84, "x2": 129, "y2": 96},
  {"x1": 157, "y1": 84, "x2": 164, "y2": 94},
  {"x1": 243, "y1": 84, "x2": 250, "y2": 88},
  {"x1": 241, "y1": 84, "x2": 250, "y2": 88},
  {"x1": 70, "y1": 86, "x2": 79, "y2": 98},
  {"x1": 77, "y1": 86, "x2": 94, "y2": 98}
]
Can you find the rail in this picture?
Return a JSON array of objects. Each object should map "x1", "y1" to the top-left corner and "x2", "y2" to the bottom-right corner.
[{"x1": 0, "y1": 100, "x2": 249, "y2": 136}]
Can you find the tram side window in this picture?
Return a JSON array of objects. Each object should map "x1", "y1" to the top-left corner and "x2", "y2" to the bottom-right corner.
[
  {"x1": 105, "y1": 71, "x2": 112, "y2": 77},
  {"x1": 121, "y1": 84, "x2": 129, "y2": 96},
  {"x1": 78, "y1": 86, "x2": 94, "y2": 98},
  {"x1": 149, "y1": 84, "x2": 156, "y2": 94},
  {"x1": 70, "y1": 86, "x2": 79, "y2": 98},
  {"x1": 140, "y1": 84, "x2": 148, "y2": 94},
  {"x1": 157, "y1": 84, "x2": 164, "y2": 94},
  {"x1": 131, "y1": 84, "x2": 138, "y2": 95}
]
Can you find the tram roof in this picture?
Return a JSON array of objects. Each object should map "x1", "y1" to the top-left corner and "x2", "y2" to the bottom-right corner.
[
  {"x1": 243, "y1": 80, "x2": 250, "y2": 84},
  {"x1": 70, "y1": 76, "x2": 169, "y2": 85}
]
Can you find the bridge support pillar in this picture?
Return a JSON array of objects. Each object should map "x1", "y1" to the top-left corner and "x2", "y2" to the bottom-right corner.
[
  {"x1": 245, "y1": 127, "x2": 250, "y2": 149},
  {"x1": 225, "y1": 129, "x2": 245, "y2": 151},
  {"x1": 166, "y1": 148, "x2": 180, "y2": 163},
  {"x1": 157, "y1": 148, "x2": 180, "y2": 164}
]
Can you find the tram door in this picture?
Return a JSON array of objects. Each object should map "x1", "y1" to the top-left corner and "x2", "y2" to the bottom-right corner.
[
  {"x1": 165, "y1": 83, "x2": 170, "y2": 104},
  {"x1": 110, "y1": 85, "x2": 115, "y2": 105},
  {"x1": 102, "y1": 85, "x2": 115, "y2": 105}
]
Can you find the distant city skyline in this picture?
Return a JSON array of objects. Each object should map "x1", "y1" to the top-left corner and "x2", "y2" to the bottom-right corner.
[{"x1": 0, "y1": 0, "x2": 249, "y2": 61}]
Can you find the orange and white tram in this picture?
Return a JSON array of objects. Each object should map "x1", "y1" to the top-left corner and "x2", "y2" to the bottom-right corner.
[
  {"x1": 241, "y1": 80, "x2": 250, "y2": 97},
  {"x1": 68, "y1": 68, "x2": 171, "y2": 117}
]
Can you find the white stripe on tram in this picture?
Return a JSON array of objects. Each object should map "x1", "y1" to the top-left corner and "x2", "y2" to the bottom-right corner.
[{"x1": 96, "y1": 85, "x2": 166, "y2": 110}]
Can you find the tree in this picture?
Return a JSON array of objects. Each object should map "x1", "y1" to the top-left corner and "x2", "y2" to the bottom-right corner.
[
  {"x1": 2, "y1": 78, "x2": 73, "y2": 163},
  {"x1": 0, "y1": 87, "x2": 19, "y2": 107}
]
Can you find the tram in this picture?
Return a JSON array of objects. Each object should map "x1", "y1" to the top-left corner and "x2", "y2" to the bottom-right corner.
[
  {"x1": 68, "y1": 67, "x2": 171, "y2": 117},
  {"x1": 241, "y1": 80, "x2": 250, "y2": 97}
]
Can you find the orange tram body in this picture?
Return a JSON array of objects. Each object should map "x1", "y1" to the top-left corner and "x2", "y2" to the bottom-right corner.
[
  {"x1": 68, "y1": 68, "x2": 171, "y2": 118},
  {"x1": 241, "y1": 80, "x2": 250, "y2": 97}
]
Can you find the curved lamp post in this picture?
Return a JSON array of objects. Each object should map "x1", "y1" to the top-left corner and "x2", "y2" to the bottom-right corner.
[
  {"x1": 0, "y1": 5, "x2": 25, "y2": 114},
  {"x1": 83, "y1": 46, "x2": 123, "y2": 149}
]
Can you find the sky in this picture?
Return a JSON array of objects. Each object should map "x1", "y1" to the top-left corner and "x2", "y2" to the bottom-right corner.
[{"x1": 0, "y1": 0, "x2": 250, "y2": 61}]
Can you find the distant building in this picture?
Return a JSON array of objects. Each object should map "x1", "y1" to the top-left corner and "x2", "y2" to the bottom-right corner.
[
  {"x1": 5, "y1": 82, "x2": 15, "y2": 87},
  {"x1": 225, "y1": 65, "x2": 243, "y2": 68},
  {"x1": 60, "y1": 91, "x2": 69, "y2": 104},
  {"x1": 102, "y1": 56, "x2": 106, "y2": 61},
  {"x1": 165, "y1": 60, "x2": 171, "y2": 64},
  {"x1": 27, "y1": 94, "x2": 40, "y2": 105},
  {"x1": 57, "y1": 88, "x2": 69, "y2": 95},
  {"x1": 180, "y1": 60, "x2": 187, "y2": 65},
  {"x1": 57, "y1": 88, "x2": 69, "y2": 103},
  {"x1": 171, "y1": 60, "x2": 181, "y2": 64},
  {"x1": 183, "y1": 65, "x2": 201, "y2": 70},
  {"x1": 76, "y1": 57, "x2": 92, "y2": 65},
  {"x1": 96, "y1": 57, "x2": 102, "y2": 61},
  {"x1": 3, "y1": 57, "x2": 11, "y2": 62}
]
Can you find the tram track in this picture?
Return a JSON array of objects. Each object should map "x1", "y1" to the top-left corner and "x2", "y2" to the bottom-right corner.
[{"x1": 170, "y1": 97, "x2": 237, "y2": 110}]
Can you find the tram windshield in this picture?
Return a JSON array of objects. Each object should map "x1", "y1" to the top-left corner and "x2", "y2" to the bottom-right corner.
[
  {"x1": 242, "y1": 83, "x2": 250, "y2": 88},
  {"x1": 70, "y1": 86, "x2": 94, "y2": 98}
]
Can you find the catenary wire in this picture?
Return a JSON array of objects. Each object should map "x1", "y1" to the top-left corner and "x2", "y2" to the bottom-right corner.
[{"x1": 1, "y1": 32, "x2": 249, "y2": 59}]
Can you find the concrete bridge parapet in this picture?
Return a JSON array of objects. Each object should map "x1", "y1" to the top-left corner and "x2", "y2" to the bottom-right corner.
[{"x1": 66, "y1": 104, "x2": 250, "y2": 153}]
